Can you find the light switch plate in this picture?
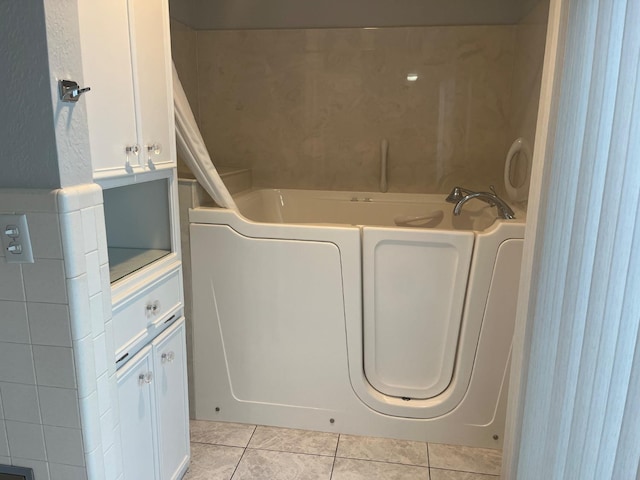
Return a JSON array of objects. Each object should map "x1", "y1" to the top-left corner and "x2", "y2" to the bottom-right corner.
[{"x1": 0, "y1": 214, "x2": 34, "y2": 263}]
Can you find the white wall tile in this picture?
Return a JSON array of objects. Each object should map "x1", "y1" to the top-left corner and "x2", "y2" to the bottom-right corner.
[
  {"x1": 78, "y1": 391, "x2": 100, "y2": 453},
  {"x1": 93, "y1": 334, "x2": 108, "y2": 378},
  {"x1": 38, "y1": 386, "x2": 81, "y2": 428},
  {"x1": 96, "y1": 374, "x2": 110, "y2": 417},
  {"x1": 103, "y1": 444, "x2": 118, "y2": 480},
  {"x1": 59, "y1": 212, "x2": 86, "y2": 278},
  {"x1": 99, "y1": 265, "x2": 111, "y2": 307},
  {"x1": 0, "y1": 301, "x2": 30, "y2": 343},
  {"x1": 5, "y1": 420, "x2": 46, "y2": 460},
  {"x1": 0, "y1": 421, "x2": 9, "y2": 456},
  {"x1": 57, "y1": 184, "x2": 102, "y2": 214},
  {"x1": 0, "y1": 455, "x2": 9, "y2": 465},
  {"x1": 89, "y1": 293, "x2": 105, "y2": 337},
  {"x1": 99, "y1": 409, "x2": 114, "y2": 451},
  {"x1": 104, "y1": 321, "x2": 116, "y2": 377},
  {"x1": 85, "y1": 446, "x2": 106, "y2": 480},
  {"x1": 80, "y1": 208, "x2": 98, "y2": 254},
  {"x1": 43, "y1": 426, "x2": 85, "y2": 466},
  {"x1": 0, "y1": 342, "x2": 35, "y2": 384},
  {"x1": 0, "y1": 383, "x2": 40, "y2": 424},
  {"x1": 33, "y1": 346, "x2": 76, "y2": 389},
  {"x1": 0, "y1": 190, "x2": 58, "y2": 214},
  {"x1": 67, "y1": 275, "x2": 91, "y2": 341},
  {"x1": 22, "y1": 259, "x2": 67, "y2": 304},
  {"x1": 0, "y1": 258, "x2": 25, "y2": 302},
  {"x1": 49, "y1": 463, "x2": 88, "y2": 480},
  {"x1": 10, "y1": 458, "x2": 51, "y2": 480},
  {"x1": 27, "y1": 212, "x2": 63, "y2": 260},
  {"x1": 86, "y1": 251, "x2": 101, "y2": 296},
  {"x1": 111, "y1": 424, "x2": 123, "y2": 480},
  {"x1": 95, "y1": 206, "x2": 108, "y2": 266},
  {"x1": 73, "y1": 336, "x2": 96, "y2": 398},
  {"x1": 27, "y1": 303, "x2": 72, "y2": 347},
  {"x1": 108, "y1": 374, "x2": 119, "y2": 425}
]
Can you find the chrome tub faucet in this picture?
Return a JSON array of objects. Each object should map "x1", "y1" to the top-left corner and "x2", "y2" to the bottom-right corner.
[{"x1": 446, "y1": 185, "x2": 515, "y2": 220}]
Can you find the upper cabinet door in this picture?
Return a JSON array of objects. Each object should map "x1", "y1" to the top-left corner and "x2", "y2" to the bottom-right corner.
[
  {"x1": 128, "y1": 0, "x2": 176, "y2": 171},
  {"x1": 78, "y1": 0, "x2": 139, "y2": 177}
]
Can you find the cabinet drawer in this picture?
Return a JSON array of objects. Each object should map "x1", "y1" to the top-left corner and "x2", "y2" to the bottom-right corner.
[{"x1": 113, "y1": 268, "x2": 182, "y2": 358}]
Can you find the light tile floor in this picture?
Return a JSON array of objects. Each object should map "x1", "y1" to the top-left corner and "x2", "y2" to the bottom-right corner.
[{"x1": 184, "y1": 420, "x2": 501, "y2": 480}]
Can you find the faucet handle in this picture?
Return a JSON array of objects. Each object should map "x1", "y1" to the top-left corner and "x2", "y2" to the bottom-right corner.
[{"x1": 446, "y1": 186, "x2": 464, "y2": 204}]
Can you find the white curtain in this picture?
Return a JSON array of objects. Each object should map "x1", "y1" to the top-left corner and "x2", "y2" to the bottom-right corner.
[
  {"x1": 172, "y1": 63, "x2": 238, "y2": 211},
  {"x1": 507, "y1": 0, "x2": 640, "y2": 477}
]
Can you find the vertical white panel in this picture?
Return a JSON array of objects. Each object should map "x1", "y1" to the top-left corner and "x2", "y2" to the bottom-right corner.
[
  {"x1": 77, "y1": 0, "x2": 138, "y2": 175},
  {"x1": 128, "y1": 0, "x2": 175, "y2": 167},
  {"x1": 362, "y1": 227, "x2": 474, "y2": 399},
  {"x1": 512, "y1": 0, "x2": 640, "y2": 477}
]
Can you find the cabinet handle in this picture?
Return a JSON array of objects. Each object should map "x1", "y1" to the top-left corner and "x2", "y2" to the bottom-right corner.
[
  {"x1": 124, "y1": 144, "x2": 140, "y2": 172},
  {"x1": 145, "y1": 300, "x2": 161, "y2": 317},
  {"x1": 161, "y1": 351, "x2": 175, "y2": 364},
  {"x1": 138, "y1": 372, "x2": 153, "y2": 385},
  {"x1": 146, "y1": 143, "x2": 162, "y2": 167}
]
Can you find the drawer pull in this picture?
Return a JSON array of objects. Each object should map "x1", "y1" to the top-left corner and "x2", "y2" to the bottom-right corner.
[
  {"x1": 145, "y1": 300, "x2": 161, "y2": 317},
  {"x1": 116, "y1": 353, "x2": 129, "y2": 364},
  {"x1": 161, "y1": 351, "x2": 175, "y2": 364},
  {"x1": 138, "y1": 372, "x2": 153, "y2": 385}
]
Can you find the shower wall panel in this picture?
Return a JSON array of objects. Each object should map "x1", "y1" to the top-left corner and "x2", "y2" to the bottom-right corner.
[{"x1": 194, "y1": 26, "x2": 517, "y2": 193}]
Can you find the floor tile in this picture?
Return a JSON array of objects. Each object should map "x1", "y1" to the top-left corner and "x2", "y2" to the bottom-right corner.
[
  {"x1": 428, "y1": 444, "x2": 501, "y2": 475},
  {"x1": 430, "y1": 468, "x2": 499, "y2": 480},
  {"x1": 190, "y1": 420, "x2": 256, "y2": 447},
  {"x1": 248, "y1": 425, "x2": 338, "y2": 456},
  {"x1": 232, "y1": 449, "x2": 333, "y2": 480},
  {"x1": 331, "y1": 458, "x2": 429, "y2": 480},
  {"x1": 336, "y1": 434, "x2": 428, "y2": 467},
  {"x1": 184, "y1": 443, "x2": 244, "y2": 480}
]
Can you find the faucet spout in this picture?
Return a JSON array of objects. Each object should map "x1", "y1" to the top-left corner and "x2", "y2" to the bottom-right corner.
[{"x1": 448, "y1": 186, "x2": 515, "y2": 220}]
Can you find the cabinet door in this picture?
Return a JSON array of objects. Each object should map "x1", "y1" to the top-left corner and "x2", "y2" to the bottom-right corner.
[
  {"x1": 117, "y1": 345, "x2": 158, "y2": 480},
  {"x1": 153, "y1": 318, "x2": 190, "y2": 480},
  {"x1": 128, "y1": 0, "x2": 176, "y2": 169},
  {"x1": 77, "y1": 0, "x2": 139, "y2": 177}
]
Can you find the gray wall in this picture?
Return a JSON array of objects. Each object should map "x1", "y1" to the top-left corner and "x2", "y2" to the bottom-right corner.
[
  {"x1": 0, "y1": 1, "x2": 60, "y2": 189},
  {"x1": 171, "y1": 0, "x2": 540, "y2": 30}
]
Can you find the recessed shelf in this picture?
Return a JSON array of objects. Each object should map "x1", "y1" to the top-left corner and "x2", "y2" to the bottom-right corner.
[
  {"x1": 103, "y1": 177, "x2": 173, "y2": 285},
  {"x1": 108, "y1": 247, "x2": 170, "y2": 283}
]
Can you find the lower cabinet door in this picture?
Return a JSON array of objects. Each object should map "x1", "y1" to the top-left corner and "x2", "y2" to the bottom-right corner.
[
  {"x1": 153, "y1": 318, "x2": 190, "y2": 480},
  {"x1": 117, "y1": 345, "x2": 158, "y2": 480}
]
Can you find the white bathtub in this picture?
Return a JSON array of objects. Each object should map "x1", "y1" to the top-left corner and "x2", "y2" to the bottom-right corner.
[{"x1": 188, "y1": 188, "x2": 525, "y2": 448}]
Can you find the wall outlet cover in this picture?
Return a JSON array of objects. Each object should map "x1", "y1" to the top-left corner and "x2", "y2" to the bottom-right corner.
[{"x1": 0, "y1": 213, "x2": 35, "y2": 263}]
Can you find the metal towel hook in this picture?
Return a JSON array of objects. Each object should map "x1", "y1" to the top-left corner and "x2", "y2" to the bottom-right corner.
[{"x1": 59, "y1": 79, "x2": 91, "y2": 103}]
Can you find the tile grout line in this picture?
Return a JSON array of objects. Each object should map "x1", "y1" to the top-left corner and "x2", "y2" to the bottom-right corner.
[
  {"x1": 328, "y1": 434, "x2": 341, "y2": 480},
  {"x1": 228, "y1": 424, "x2": 257, "y2": 480},
  {"x1": 426, "y1": 442, "x2": 431, "y2": 480}
]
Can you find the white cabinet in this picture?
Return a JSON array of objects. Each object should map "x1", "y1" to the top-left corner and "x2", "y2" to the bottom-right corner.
[
  {"x1": 117, "y1": 344, "x2": 158, "y2": 480},
  {"x1": 78, "y1": 0, "x2": 175, "y2": 178},
  {"x1": 154, "y1": 318, "x2": 190, "y2": 480},
  {"x1": 117, "y1": 318, "x2": 189, "y2": 480}
]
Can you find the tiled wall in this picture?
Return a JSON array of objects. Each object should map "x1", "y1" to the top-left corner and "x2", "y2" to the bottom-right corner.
[
  {"x1": 171, "y1": 2, "x2": 549, "y2": 195},
  {"x1": 0, "y1": 186, "x2": 121, "y2": 480}
]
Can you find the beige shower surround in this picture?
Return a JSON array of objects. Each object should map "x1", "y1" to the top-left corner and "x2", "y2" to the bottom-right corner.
[{"x1": 171, "y1": 2, "x2": 547, "y2": 194}]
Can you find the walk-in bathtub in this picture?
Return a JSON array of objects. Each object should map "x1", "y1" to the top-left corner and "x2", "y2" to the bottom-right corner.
[{"x1": 187, "y1": 187, "x2": 525, "y2": 448}]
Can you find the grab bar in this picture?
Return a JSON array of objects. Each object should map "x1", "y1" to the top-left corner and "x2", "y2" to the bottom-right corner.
[{"x1": 380, "y1": 139, "x2": 388, "y2": 193}]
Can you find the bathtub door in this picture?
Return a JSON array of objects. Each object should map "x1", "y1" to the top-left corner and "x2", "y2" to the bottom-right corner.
[{"x1": 362, "y1": 227, "x2": 474, "y2": 399}]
